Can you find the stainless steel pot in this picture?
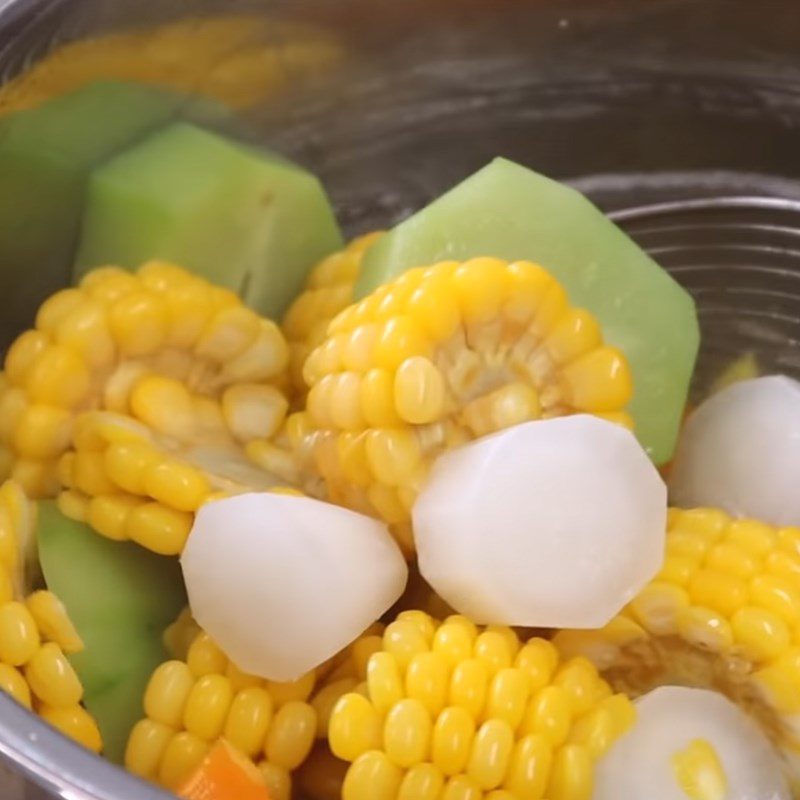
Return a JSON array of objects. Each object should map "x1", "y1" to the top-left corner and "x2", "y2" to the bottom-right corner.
[{"x1": 2, "y1": 0, "x2": 800, "y2": 796}]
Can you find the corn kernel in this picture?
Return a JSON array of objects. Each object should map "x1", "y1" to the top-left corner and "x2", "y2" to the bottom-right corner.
[
  {"x1": 87, "y1": 493, "x2": 140, "y2": 542},
  {"x1": 546, "y1": 743, "x2": 593, "y2": 800},
  {"x1": 342, "y1": 750, "x2": 404, "y2": 800},
  {"x1": 25, "y1": 591, "x2": 83, "y2": 653},
  {"x1": 125, "y1": 502, "x2": 192, "y2": 555},
  {"x1": 502, "y1": 733, "x2": 551, "y2": 798},
  {"x1": 688, "y1": 570, "x2": 748, "y2": 618},
  {"x1": 142, "y1": 460, "x2": 210, "y2": 513},
  {"x1": 383, "y1": 698, "x2": 432, "y2": 768},
  {"x1": 515, "y1": 639, "x2": 559, "y2": 692},
  {"x1": 671, "y1": 738, "x2": 727, "y2": 800},
  {"x1": 186, "y1": 632, "x2": 228, "y2": 678},
  {"x1": 383, "y1": 620, "x2": 429, "y2": 672},
  {"x1": 367, "y1": 652, "x2": 404, "y2": 715},
  {"x1": 432, "y1": 706, "x2": 476, "y2": 776},
  {"x1": 433, "y1": 623, "x2": 474, "y2": 668},
  {"x1": 0, "y1": 662, "x2": 31, "y2": 708},
  {"x1": 329, "y1": 693, "x2": 383, "y2": 762},
  {"x1": 349, "y1": 635, "x2": 384, "y2": 680},
  {"x1": 485, "y1": 667, "x2": 530, "y2": 730},
  {"x1": 0, "y1": 601, "x2": 40, "y2": 665},
  {"x1": 24, "y1": 642, "x2": 83, "y2": 707},
  {"x1": 13, "y1": 405, "x2": 72, "y2": 460},
  {"x1": 144, "y1": 660, "x2": 195, "y2": 728},
  {"x1": 467, "y1": 718, "x2": 514, "y2": 789},
  {"x1": 449, "y1": 658, "x2": 489, "y2": 720},
  {"x1": 125, "y1": 719, "x2": 174, "y2": 779},
  {"x1": 104, "y1": 441, "x2": 158, "y2": 496},
  {"x1": 109, "y1": 291, "x2": 169, "y2": 357},
  {"x1": 264, "y1": 700, "x2": 317, "y2": 770},
  {"x1": 394, "y1": 357, "x2": 446, "y2": 425},
  {"x1": 520, "y1": 686, "x2": 572, "y2": 747},
  {"x1": 182, "y1": 673, "x2": 234, "y2": 741},
  {"x1": 39, "y1": 703, "x2": 102, "y2": 753},
  {"x1": 36, "y1": 289, "x2": 84, "y2": 333},
  {"x1": 474, "y1": 631, "x2": 513, "y2": 675},
  {"x1": 5, "y1": 331, "x2": 49, "y2": 385},
  {"x1": 224, "y1": 686, "x2": 274, "y2": 758},
  {"x1": 158, "y1": 731, "x2": 209, "y2": 789},
  {"x1": 312, "y1": 678, "x2": 358, "y2": 738},
  {"x1": 731, "y1": 606, "x2": 791, "y2": 662},
  {"x1": 397, "y1": 762, "x2": 445, "y2": 800},
  {"x1": 405, "y1": 652, "x2": 449, "y2": 717},
  {"x1": 441, "y1": 773, "x2": 483, "y2": 800}
]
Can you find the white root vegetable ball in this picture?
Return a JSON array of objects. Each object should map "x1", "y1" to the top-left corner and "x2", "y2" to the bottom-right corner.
[
  {"x1": 412, "y1": 415, "x2": 667, "y2": 628},
  {"x1": 594, "y1": 686, "x2": 790, "y2": 800},
  {"x1": 670, "y1": 376, "x2": 800, "y2": 524},
  {"x1": 181, "y1": 492, "x2": 408, "y2": 681}
]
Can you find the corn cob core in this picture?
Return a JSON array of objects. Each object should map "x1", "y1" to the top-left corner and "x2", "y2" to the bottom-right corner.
[
  {"x1": 0, "y1": 261, "x2": 290, "y2": 501},
  {"x1": 328, "y1": 610, "x2": 635, "y2": 800},
  {"x1": 553, "y1": 507, "x2": 800, "y2": 790},
  {"x1": 290, "y1": 257, "x2": 633, "y2": 553},
  {"x1": 127, "y1": 617, "x2": 385, "y2": 796},
  {"x1": 282, "y1": 232, "x2": 384, "y2": 398},
  {"x1": 0, "y1": 479, "x2": 101, "y2": 752}
]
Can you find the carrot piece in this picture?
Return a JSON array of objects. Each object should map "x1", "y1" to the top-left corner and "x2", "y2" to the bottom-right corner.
[{"x1": 177, "y1": 739, "x2": 272, "y2": 800}]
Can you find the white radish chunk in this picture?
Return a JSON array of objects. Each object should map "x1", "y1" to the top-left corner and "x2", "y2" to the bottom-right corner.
[
  {"x1": 412, "y1": 415, "x2": 667, "y2": 628},
  {"x1": 670, "y1": 376, "x2": 800, "y2": 524},
  {"x1": 181, "y1": 492, "x2": 408, "y2": 681},
  {"x1": 594, "y1": 686, "x2": 790, "y2": 800}
]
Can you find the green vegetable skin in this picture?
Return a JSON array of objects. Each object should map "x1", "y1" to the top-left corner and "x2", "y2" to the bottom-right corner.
[
  {"x1": 36, "y1": 502, "x2": 185, "y2": 763},
  {"x1": 0, "y1": 81, "x2": 218, "y2": 343},
  {"x1": 73, "y1": 122, "x2": 343, "y2": 320},
  {"x1": 356, "y1": 158, "x2": 700, "y2": 464}
]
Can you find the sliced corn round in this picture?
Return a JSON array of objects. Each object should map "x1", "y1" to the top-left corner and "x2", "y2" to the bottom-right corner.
[
  {"x1": 0, "y1": 261, "x2": 291, "y2": 507},
  {"x1": 291, "y1": 258, "x2": 633, "y2": 552},
  {"x1": 554, "y1": 506, "x2": 800, "y2": 788}
]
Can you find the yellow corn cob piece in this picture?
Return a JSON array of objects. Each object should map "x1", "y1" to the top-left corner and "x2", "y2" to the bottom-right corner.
[
  {"x1": 126, "y1": 619, "x2": 384, "y2": 792},
  {"x1": 553, "y1": 507, "x2": 800, "y2": 790},
  {"x1": 329, "y1": 610, "x2": 635, "y2": 800},
  {"x1": 0, "y1": 261, "x2": 291, "y2": 502},
  {"x1": 0, "y1": 480, "x2": 101, "y2": 752},
  {"x1": 282, "y1": 232, "x2": 384, "y2": 397},
  {"x1": 291, "y1": 258, "x2": 633, "y2": 553},
  {"x1": 1, "y1": 262, "x2": 299, "y2": 553}
]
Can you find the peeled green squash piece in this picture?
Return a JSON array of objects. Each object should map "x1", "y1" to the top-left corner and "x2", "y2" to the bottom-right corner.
[
  {"x1": 0, "y1": 80, "x2": 221, "y2": 343},
  {"x1": 73, "y1": 122, "x2": 343, "y2": 320},
  {"x1": 36, "y1": 502, "x2": 185, "y2": 763}
]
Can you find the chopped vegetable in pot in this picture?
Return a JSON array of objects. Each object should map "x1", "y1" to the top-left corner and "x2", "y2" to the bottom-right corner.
[{"x1": 0, "y1": 78, "x2": 798, "y2": 800}]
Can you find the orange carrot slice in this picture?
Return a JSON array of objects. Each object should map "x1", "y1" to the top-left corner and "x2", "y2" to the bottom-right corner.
[{"x1": 177, "y1": 739, "x2": 271, "y2": 800}]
